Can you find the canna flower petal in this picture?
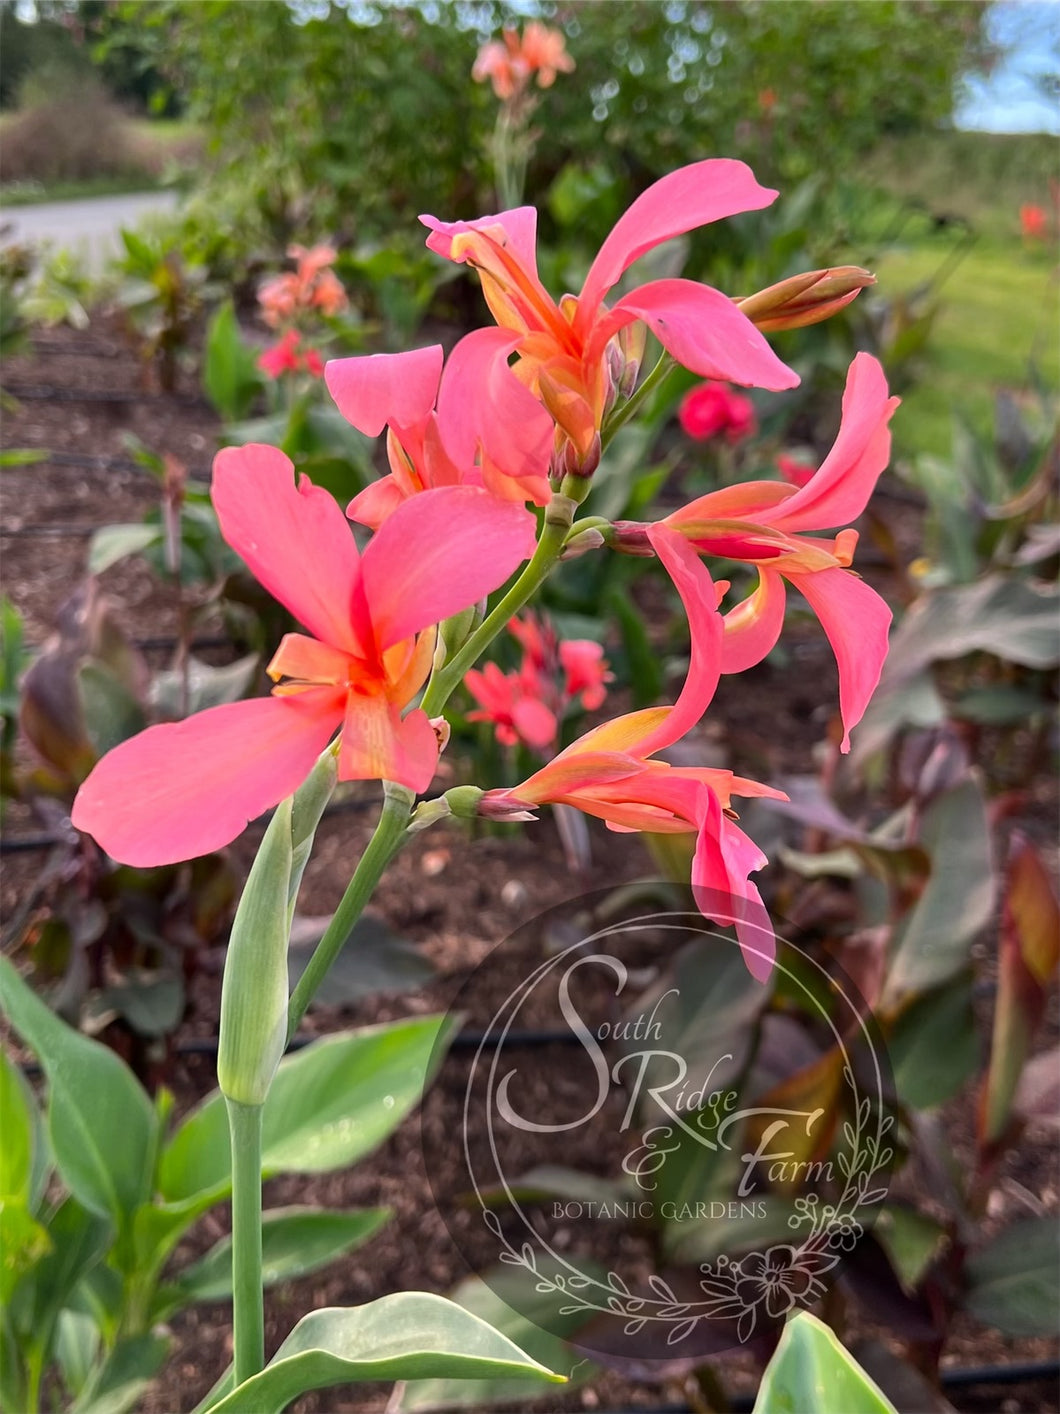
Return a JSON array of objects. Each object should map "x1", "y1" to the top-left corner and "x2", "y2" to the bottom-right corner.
[
  {"x1": 787, "y1": 565, "x2": 891, "y2": 751},
  {"x1": 577, "y1": 159, "x2": 779, "y2": 322},
  {"x1": 692, "y1": 795, "x2": 776, "y2": 982},
  {"x1": 606, "y1": 280, "x2": 800, "y2": 391},
  {"x1": 435, "y1": 328, "x2": 553, "y2": 503},
  {"x1": 213, "y1": 444, "x2": 367, "y2": 658},
  {"x1": 359, "y1": 486, "x2": 536, "y2": 650},
  {"x1": 762, "y1": 352, "x2": 898, "y2": 532},
  {"x1": 325, "y1": 345, "x2": 444, "y2": 437},
  {"x1": 719, "y1": 568, "x2": 787, "y2": 675},
  {"x1": 338, "y1": 693, "x2": 440, "y2": 792},
  {"x1": 71, "y1": 690, "x2": 344, "y2": 867}
]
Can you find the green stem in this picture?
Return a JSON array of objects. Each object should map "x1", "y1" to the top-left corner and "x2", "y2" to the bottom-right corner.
[
  {"x1": 601, "y1": 350, "x2": 677, "y2": 451},
  {"x1": 286, "y1": 782, "x2": 414, "y2": 1040},
  {"x1": 226, "y1": 1098, "x2": 264, "y2": 1387},
  {"x1": 420, "y1": 496, "x2": 575, "y2": 717}
]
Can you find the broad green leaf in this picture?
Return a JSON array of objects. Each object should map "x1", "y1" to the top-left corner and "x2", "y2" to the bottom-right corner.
[
  {"x1": 883, "y1": 777, "x2": 995, "y2": 1004},
  {"x1": 887, "y1": 975, "x2": 982, "y2": 1110},
  {"x1": 203, "y1": 300, "x2": 263, "y2": 421},
  {"x1": 68, "y1": 1332, "x2": 170, "y2": 1414},
  {"x1": 78, "y1": 661, "x2": 146, "y2": 758},
  {"x1": 873, "y1": 1206, "x2": 946, "y2": 1294},
  {"x1": 159, "y1": 1014, "x2": 456, "y2": 1203},
  {"x1": 753, "y1": 1311, "x2": 898, "y2": 1413},
  {"x1": 202, "y1": 1292, "x2": 565, "y2": 1414},
  {"x1": 886, "y1": 575, "x2": 1060, "y2": 676},
  {"x1": 0, "y1": 955, "x2": 157, "y2": 1222},
  {"x1": 87, "y1": 524, "x2": 163, "y2": 576},
  {"x1": 964, "y1": 1218, "x2": 1060, "y2": 1336},
  {"x1": 55, "y1": 1309, "x2": 100, "y2": 1399},
  {"x1": 173, "y1": 1206, "x2": 390, "y2": 1305},
  {"x1": 11, "y1": 1197, "x2": 110, "y2": 1355},
  {"x1": 0, "y1": 1201, "x2": 51, "y2": 1305},
  {"x1": 0, "y1": 1046, "x2": 36, "y2": 1200},
  {"x1": 150, "y1": 654, "x2": 261, "y2": 719},
  {"x1": 287, "y1": 913, "x2": 436, "y2": 1006},
  {"x1": 398, "y1": 1265, "x2": 601, "y2": 1411}
]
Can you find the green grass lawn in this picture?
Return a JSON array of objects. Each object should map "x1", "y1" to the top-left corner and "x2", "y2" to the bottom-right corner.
[{"x1": 872, "y1": 236, "x2": 1058, "y2": 460}]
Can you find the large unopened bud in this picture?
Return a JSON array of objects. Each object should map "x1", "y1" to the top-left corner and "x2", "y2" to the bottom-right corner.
[
  {"x1": 737, "y1": 266, "x2": 875, "y2": 332},
  {"x1": 218, "y1": 797, "x2": 294, "y2": 1107}
]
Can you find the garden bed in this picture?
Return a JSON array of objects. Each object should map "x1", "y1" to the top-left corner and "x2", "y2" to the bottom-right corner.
[{"x1": 1, "y1": 320, "x2": 1057, "y2": 1414}]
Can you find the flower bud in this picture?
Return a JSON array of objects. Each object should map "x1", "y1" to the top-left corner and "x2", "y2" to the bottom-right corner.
[
  {"x1": 617, "y1": 321, "x2": 647, "y2": 399},
  {"x1": 560, "y1": 526, "x2": 606, "y2": 560},
  {"x1": 737, "y1": 266, "x2": 875, "y2": 332},
  {"x1": 218, "y1": 796, "x2": 294, "y2": 1107},
  {"x1": 440, "y1": 602, "x2": 482, "y2": 660},
  {"x1": 408, "y1": 797, "x2": 452, "y2": 833},
  {"x1": 443, "y1": 785, "x2": 485, "y2": 818},
  {"x1": 288, "y1": 746, "x2": 338, "y2": 917}
]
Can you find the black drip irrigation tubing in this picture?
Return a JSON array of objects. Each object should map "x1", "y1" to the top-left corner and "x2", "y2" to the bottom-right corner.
[
  {"x1": 1, "y1": 791, "x2": 380, "y2": 855},
  {"x1": 2, "y1": 523, "x2": 96, "y2": 538},
  {"x1": 6, "y1": 450, "x2": 213, "y2": 480},
  {"x1": 1, "y1": 383, "x2": 208, "y2": 409}
]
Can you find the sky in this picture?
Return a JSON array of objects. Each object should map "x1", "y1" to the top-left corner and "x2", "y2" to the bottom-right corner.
[{"x1": 955, "y1": 1, "x2": 1059, "y2": 134}]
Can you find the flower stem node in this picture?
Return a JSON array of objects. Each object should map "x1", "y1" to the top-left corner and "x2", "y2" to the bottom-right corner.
[{"x1": 218, "y1": 796, "x2": 295, "y2": 1108}]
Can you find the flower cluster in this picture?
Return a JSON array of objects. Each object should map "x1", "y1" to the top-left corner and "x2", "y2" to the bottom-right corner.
[
  {"x1": 257, "y1": 242, "x2": 348, "y2": 381},
  {"x1": 472, "y1": 22, "x2": 575, "y2": 102},
  {"x1": 465, "y1": 613, "x2": 611, "y2": 752},
  {"x1": 678, "y1": 380, "x2": 757, "y2": 444},
  {"x1": 72, "y1": 158, "x2": 896, "y2": 981}
]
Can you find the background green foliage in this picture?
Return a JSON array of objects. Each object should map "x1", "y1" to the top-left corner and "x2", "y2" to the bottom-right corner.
[{"x1": 105, "y1": 0, "x2": 990, "y2": 250}]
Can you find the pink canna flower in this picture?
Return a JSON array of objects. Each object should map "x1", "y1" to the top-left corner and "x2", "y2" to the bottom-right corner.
[
  {"x1": 776, "y1": 453, "x2": 816, "y2": 488},
  {"x1": 420, "y1": 160, "x2": 799, "y2": 475},
  {"x1": 482, "y1": 529, "x2": 784, "y2": 980},
  {"x1": 465, "y1": 660, "x2": 558, "y2": 751},
  {"x1": 258, "y1": 329, "x2": 324, "y2": 380},
  {"x1": 679, "y1": 381, "x2": 757, "y2": 443},
  {"x1": 615, "y1": 353, "x2": 899, "y2": 752},
  {"x1": 465, "y1": 612, "x2": 612, "y2": 753},
  {"x1": 71, "y1": 447, "x2": 536, "y2": 867},
  {"x1": 472, "y1": 22, "x2": 574, "y2": 101},
  {"x1": 559, "y1": 638, "x2": 611, "y2": 710},
  {"x1": 258, "y1": 243, "x2": 348, "y2": 328},
  {"x1": 326, "y1": 329, "x2": 553, "y2": 528}
]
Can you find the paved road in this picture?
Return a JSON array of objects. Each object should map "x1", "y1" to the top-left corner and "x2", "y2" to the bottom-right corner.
[{"x1": 0, "y1": 190, "x2": 180, "y2": 274}]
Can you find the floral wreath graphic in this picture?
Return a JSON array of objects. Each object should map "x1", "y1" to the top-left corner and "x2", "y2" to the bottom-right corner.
[{"x1": 463, "y1": 912, "x2": 895, "y2": 1349}]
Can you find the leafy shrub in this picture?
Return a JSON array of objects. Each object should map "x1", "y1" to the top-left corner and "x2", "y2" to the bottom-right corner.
[{"x1": 1, "y1": 65, "x2": 140, "y2": 184}]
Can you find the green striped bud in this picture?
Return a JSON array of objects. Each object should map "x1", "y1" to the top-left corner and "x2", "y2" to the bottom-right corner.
[{"x1": 218, "y1": 796, "x2": 294, "y2": 1107}]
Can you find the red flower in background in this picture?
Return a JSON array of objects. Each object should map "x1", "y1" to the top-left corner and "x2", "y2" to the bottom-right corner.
[
  {"x1": 679, "y1": 381, "x2": 757, "y2": 443},
  {"x1": 258, "y1": 329, "x2": 325, "y2": 380},
  {"x1": 1020, "y1": 204, "x2": 1047, "y2": 241},
  {"x1": 465, "y1": 612, "x2": 612, "y2": 754}
]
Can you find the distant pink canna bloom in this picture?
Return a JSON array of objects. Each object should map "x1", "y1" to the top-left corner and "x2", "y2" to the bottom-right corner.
[
  {"x1": 465, "y1": 612, "x2": 612, "y2": 753},
  {"x1": 421, "y1": 160, "x2": 799, "y2": 474},
  {"x1": 258, "y1": 242, "x2": 348, "y2": 328},
  {"x1": 326, "y1": 329, "x2": 553, "y2": 528},
  {"x1": 258, "y1": 329, "x2": 324, "y2": 380},
  {"x1": 72, "y1": 447, "x2": 536, "y2": 866},
  {"x1": 679, "y1": 381, "x2": 757, "y2": 443},
  {"x1": 472, "y1": 21, "x2": 574, "y2": 101},
  {"x1": 482, "y1": 529, "x2": 784, "y2": 980},
  {"x1": 616, "y1": 353, "x2": 899, "y2": 751},
  {"x1": 1020, "y1": 204, "x2": 1047, "y2": 241}
]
